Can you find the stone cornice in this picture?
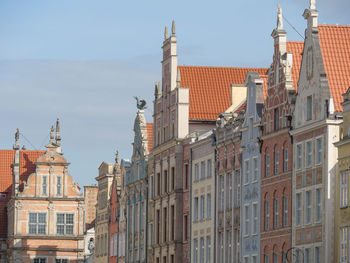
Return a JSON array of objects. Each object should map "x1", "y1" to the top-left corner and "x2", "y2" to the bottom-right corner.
[
  {"x1": 290, "y1": 119, "x2": 342, "y2": 136},
  {"x1": 12, "y1": 196, "x2": 84, "y2": 201},
  {"x1": 261, "y1": 127, "x2": 289, "y2": 140},
  {"x1": 9, "y1": 235, "x2": 84, "y2": 240}
]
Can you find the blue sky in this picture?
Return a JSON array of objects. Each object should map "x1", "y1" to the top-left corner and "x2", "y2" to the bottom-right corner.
[{"x1": 0, "y1": 0, "x2": 349, "y2": 187}]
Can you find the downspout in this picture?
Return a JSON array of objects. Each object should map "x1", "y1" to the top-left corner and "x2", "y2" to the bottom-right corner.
[
  {"x1": 189, "y1": 148, "x2": 193, "y2": 262},
  {"x1": 145, "y1": 175, "x2": 149, "y2": 263},
  {"x1": 213, "y1": 147, "x2": 217, "y2": 262}
]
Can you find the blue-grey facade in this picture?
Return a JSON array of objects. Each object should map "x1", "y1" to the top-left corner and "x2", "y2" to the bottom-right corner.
[{"x1": 241, "y1": 72, "x2": 264, "y2": 263}]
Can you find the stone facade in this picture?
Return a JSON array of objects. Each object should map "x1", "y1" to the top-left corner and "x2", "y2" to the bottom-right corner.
[{"x1": 84, "y1": 186, "x2": 98, "y2": 230}]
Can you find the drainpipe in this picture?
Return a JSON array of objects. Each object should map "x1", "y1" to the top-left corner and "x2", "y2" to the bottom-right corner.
[{"x1": 189, "y1": 148, "x2": 193, "y2": 262}]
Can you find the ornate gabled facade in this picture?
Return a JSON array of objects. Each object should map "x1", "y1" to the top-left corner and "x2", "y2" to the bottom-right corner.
[
  {"x1": 290, "y1": 1, "x2": 350, "y2": 262},
  {"x1": 215, "y1": 108, "x2": 245, "y2": 263},
  {"x1": 6, "y1": 120, "x2": 85, "y2": 263},
  {"x1": 260, "y1": 5, "x2": 303, "y2": 263},
  {"x1": 125, "y1": 109, "x2": 153, "y2": 263},
  {"x1": 240, "y1": 72, "x2": 265, "y2": 263}
]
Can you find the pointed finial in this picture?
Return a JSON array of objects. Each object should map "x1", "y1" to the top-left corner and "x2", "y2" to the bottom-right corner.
[
  {"x1": 164, "y1": 25, "x2": 168, "y2": 40},
  {"x1": 13, "y1": 128, "x2": 20, "y2": 150},
  {"x1": 172, "y1": 20, "x2": 175, "y2": 35},
  {"x1": 55, "y1": 118, "x2": 61, "y2": 146},
  {"x1": 310, "y1": 0, "x2": 316, "y2": 10},
  {"x1": 277, "y1": 4, "x2": 283, "y2": 30},
  {"x1": 50, "y1": 125, "x2": 55, "y2": 144},
  {"x1": 115, "y1": 150, "x2": 119, "y2": 164}
]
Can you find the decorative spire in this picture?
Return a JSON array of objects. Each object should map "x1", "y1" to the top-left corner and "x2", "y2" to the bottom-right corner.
[
  {"x1": 13, "y1": 128, "x2": 20, "y2": 150},
  {"x1": 114, "y1": 150, "x2": 121, "y2": 175},
  {"x1": 55, "y1": 118, "x2": 61, "y2": 146},
  {"x1": 49, "y1": 125, "x2": 55, "y2": 144},
  {"x1": 172, "y1": 20, "x2": 176, "y2": 35},
  {"x1": 310, "y1": 0, "x2": 316, "y2": 10},
  {"x1": 277, "y1": 4, "x2": 283, "y2": 30},
  {"x1": 164, "y1": 25, "x2": 168, "y2": 40},
  {"x1": 115, "y1": 150, "x2": 119, "y2": 164}
]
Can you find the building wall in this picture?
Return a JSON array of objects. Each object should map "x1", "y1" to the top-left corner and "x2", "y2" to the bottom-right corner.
[
  {"x1": 84, "y1": 186, "x2": 98, "y2": 230},
  {"x1": 190, "y1": 134, "x2": 215, "y2": 263}
]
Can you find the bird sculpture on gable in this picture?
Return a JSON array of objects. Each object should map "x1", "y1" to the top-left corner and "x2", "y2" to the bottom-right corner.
[{"x1": 134, "y1": 96, "x2": 147, "y2": 110}]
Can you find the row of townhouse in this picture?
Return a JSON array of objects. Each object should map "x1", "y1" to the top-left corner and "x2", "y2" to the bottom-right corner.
[{"x1": 98, "y1": 1, "x2": 350, "y2": 263}]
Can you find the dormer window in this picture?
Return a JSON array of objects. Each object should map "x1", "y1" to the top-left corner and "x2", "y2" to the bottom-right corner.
[{"x1": 307, "y1": 96, "x2": 312, "y2": 121}]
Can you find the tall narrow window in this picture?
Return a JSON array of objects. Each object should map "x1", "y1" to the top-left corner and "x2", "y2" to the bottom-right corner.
[
  {"x1": 244, "y1": 160, "x2": 249, "y2": 184},
  {"x1": 315, "y1": 189, "x2": 321, "y2": 222},
  {"x1": 184, "y1": 215, "x2": 188, "y2": 240},
  {"x1": 227, "y1": 173, "x2": 232, "y2": 209},
  {"x1": 274, "y1": 108, "x2": 279, "y2": 131},
  {"x1": 150, "y1": 176, "x2": 154, "y2": 198},
  {"x1": 42, "y1": 176, "x2": 47, "y2": 196},
  {"x1": 315, "y1": 247, "x2": 320, "y2": 263},
  {"x1": 283, "y1": 196, "x2": 288, "y2": 227},
  {"x1": 306, "y1": 141, "x2": 312, "y2": 168},
  {"x1": 273, "y1": 253, "x2": 278, "y2": 263},
  {"x1": 266, "y1": 154, "x2": 270, "y2": 177},
  {"x1": 171, "y1": 167, "x2": 175, "y2": 191},
  {"x1": 245, "y1": 205, "x2": 249, "y2": 236},
  {"x1": 219, "y1": 232, "x2": 224, "y2": 263},
  {"x1": 305, "y1": 191, "x2": 311, "y2": 224},
  {"x1": 207, "y1": 159, "x2": 212, "y2": 178},
  {"x1": 307, "y1": 95, "x2": 312, "y2": 120},
  {"x1": 135, "y1": 203, "x2": 139, "y2": 231},
  {"x1": 219, "y1": 176, "x2": 225, "y2": 211},
  {"x1": 264, "y1": 255, "x2": 269, "y2": 263},
  {"x1": 156, "y1": 210, "x2": 160, "y2": 243},
  {"x1": 164, "y1": 170, "x2": 168, "y2": 193},
  {"x1": 341, "y1": 171, "x2": 348, "y2": 208},
  {"x1": 200, "y1": 237, "x2": 204, "y2": 263},
  {"x1": 200, "y1": 195, "x2": 205, "y2": 220},
  {"x1": 57, "y1": 176, "x2": 62, "y2": 196},
  {"x1": 171, "y1": 205, "x2": 175, "y2": 240},
  {"x1": 194, "y1": 197, "x2": 199, "y2": 221},
  {"x1": 195, "y1": 164, "x2": 199, "y2": 181},
  {"x1": 296, "y1": 144, "x2": 302, "y2": 170},
  {"x1": 157, "y1": 173, "x2": 161, "y2": 196},
  {"x1": 283, "y1": 148, "x2": 288, "y2": 172},
  {"x1": 235, "y1": 170, "x2": 241, "y2": 207},
  {"x1": 265, "y1": 200, "x2": 269, "y2": 231},
  {"x1": 252, "y1": 203, "x2": 258, "y2": 234},
  {"x1": 206, "y1": 236, "x2": 211, "y2": 263},
  {"x1": 201, "y1": 161, "x2": 206, "y2": 179},
  {"x1": 274, "y1": 151, "x2": 279, "y2": 175},
  {"x1": 316, "y1": 137, "x2": 323, "y2": 164},
  {"x1": 227, "y1": 231, "x2": 232, "y2": 262},
  {"x1": 341, "y1": 227, "x2": 348, "y2": 263},
  {"x1": 194, "y1": 239, "x2": 198, "y2": 263},
  {"x1": 304, "y1": 248, "x2": 310, "y2": 263},
  {"x1": 163, "y1": 207, "x2": 167, "y2": 242},
  {"x1": 207, "y1": 193, "x2": 211, "y2": 219},
  {"x1": 250, "y1": 117, "x2": 254, "y2": 140},
  {"x1": 296, "y1": 193, "x2": 302, "y2": 226},
  {"x1": 273, "y1": 198, "x2": 278, "y2": 229},
  {"x1": 253, "y1": 157, "x2": 258, "y2": 181}
]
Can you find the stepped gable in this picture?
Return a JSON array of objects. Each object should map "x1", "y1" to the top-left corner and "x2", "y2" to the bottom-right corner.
[
  {"x1": 318, "y1": 24, "x2": 350, "y2": 112},
  {"x1": 178, "y1": 66, "x2": 268, "y2": 121},
  {"x1": 287, "y1": 41, "x2": 304, "y2": 89},
  {"x1": 0, "y1": 149, "x2": 44, "y2": 238},
  {"x1": 146, "y1": 123, "x2": 154, "y2": 152}
]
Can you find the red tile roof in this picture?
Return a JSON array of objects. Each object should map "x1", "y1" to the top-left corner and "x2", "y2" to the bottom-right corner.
[
  {"x1": 0, "y1": 149, "x2": 44, "y2": 238},
  {"x1": 286, "y1": 41, "x2": 304, "y2": 90},
  {"x1": 318, "y1": 25, "x2": 350, "y2": 112},
  {"x1": 261, "y1": 74, "x2": 269, "y2": 100},
  {"x1": 146, "y1": 123, "x2": 154, "y2": 152},
  {"x1": 179, "y1": 66, "x2": 268, "y2": 121}
]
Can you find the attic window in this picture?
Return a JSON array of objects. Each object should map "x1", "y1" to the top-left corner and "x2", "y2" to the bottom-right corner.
[
  {"x1": 307, "y1": 96, "x2": 313, "y2": 121},
  {"x1": 0, "y1": 193, "x2": 6, "y2": 198}
]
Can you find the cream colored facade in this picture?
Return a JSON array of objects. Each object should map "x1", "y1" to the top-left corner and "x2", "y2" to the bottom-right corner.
[
  {"x1": 94, "y1": 162, "x2": 115, "y2": 263},
  {"x1": 335, "y1": 89, "x2": 350, "y2": 263},
  {"x1": 190, "y1": 132, "x2": 215, "y2": 263}
]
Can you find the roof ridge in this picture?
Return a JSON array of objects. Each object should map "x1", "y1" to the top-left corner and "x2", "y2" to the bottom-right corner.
[
  {"x1": 287, "y1": 41, "x2": 304, "y2": 44},
  {"x1": 319, "y1": 24, "x2": 350, "y2": 28},
  {"x1": 178, "y1": 65, "x2": 268, "y2": 70}
]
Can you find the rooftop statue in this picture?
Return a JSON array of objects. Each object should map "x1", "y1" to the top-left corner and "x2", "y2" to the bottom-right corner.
[{"x1": 134, "y1": 96, "x2": 147, "y2": 110}]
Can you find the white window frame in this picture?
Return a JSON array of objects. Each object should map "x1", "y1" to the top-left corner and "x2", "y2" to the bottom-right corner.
[
  {"x1": 266, "y1": 154, "x2": 270, "y2": 177},
  {"x1": 244, "y1": 159, "x2": 250, "y2": 184},
  {"x1": 194, "y1": 197, "x2": 199, "y2": 222},
  {"x1": 195, "y1": 164, "x2": 199, "y2": 181},
  {"x1": 296, "y1": 144, "x2": 302, "y2": 170},
  {"x1": 207, "y1": 159, "x2": 212, "y2": 178},
  {"x1": 200, "y1": 195, "x2": 205, "y2": 221},
  {"x1": 265, "y1": 200, "x2": 269, "y2": 231},
  {"x1": 206, "y1": 193, "x2": 211, "y2": 219},
  {"x1": 341, "y1": 170, "x2": 349, "y2": 208},
  {"x1": 283, "y1": 196, "x2": 288, "y2": 227},
  {"x1": 235, "y1": 170, "x2": 241, "y2": 207},
  {"x1": 274, "y1": 151, "x2": 279, "y2": 175},
  {"x1": 200, "y1": 237, "x2": 204, "y2": 263},
  {"x1": 340, "y1": 227, "x2": 348, "y2": 263},
  {"x1": 316, "y1": 137, "x2": 323, "y2": 165},
  {"x1": 56, "y1": 213, "x2": 74, "y2": 236},
  {"x1": 42, "y1": 175, "x2": 48, "y2": 196},
  {"x1": 200, "y1": 161, "x2": 206, "y2": 180},
  {"x1": 253, "y1": 157, "x2": 258, "y2": 182},
  {"x1": 227, "y1": 173, "x2": 232, "y2": 209},
  {"x1": 283, "y1": 148, "x2": 288, "y2": 172},
  {"x1": 244, "y1": 204, "x2": 249, "y2": 236},
  {"x1": 305, "y1": 191, "x2": 311, "y2": 224},
  {"x1": 315, "y1": 189, "x2": 321, "y2": 222},
  {"x1": 306, "y1": 140, "x2": 312, "y2": 168},
  {"x1": 206, "y1": 236, "x2": 211, "y2": 263},
  {"x1": 29, "y1": 212, "x2": 47, "y2": 235},
  {"x1": 296, "y1": 193, "x2": 302, "y2": 226},
  {"x1": 252, "y1": 202, "x2": 258, "y2": 235},
  {"x1": 274, "y1": 198, "x2": 278, "y2": 229}
]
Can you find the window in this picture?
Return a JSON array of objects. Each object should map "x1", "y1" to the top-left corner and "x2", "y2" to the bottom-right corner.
[
  {"x1": 273, "y1": 198, "x2": 278, "y2": 229},
  {"x1": 184, "y1": 215, "x2": 188, "y2": 240},
  {"x1": 207, "y1": 159, "x2": 212, "y2": 178},
  {"x1": 264, "y1": 255, "x2": 269, "y2": 263},
  {"x1": 250, "y1": 117, "x2": 254, "y2": 139},
  {"x1": 341, "y1": 171, "x2": 348, "y2": 208},
  {"x1": 305, "y1": 191, "x2": 311, "y2": 224},
  {"x1": 171, "y1": 205, "x2": 175, "y2": 240},
  {"x1": 273, "y1": 253, "x2": 278, "y2": 263},
  {"x1": 201, "y1": 161, "x2": 206, "y2": 179},
  {"x1": 283, "y1": 148, "x2": 288, "y2": 172},
  {"x1": 157, "y1": 172, "x2": 161, "y2": 196},
  {"x1": 195, "y1": 164, "x2": 199, "y2": 181},
  {"x1": 307, "y1": 95, "x2": 312, "y2": 120},
  {"x1": 266, "y1": 154, "x2": 270, "y2": 177},
  {"x1": 252, "y1": 203, "x2": 258, "y2": 234},
  {"x1": 200, "y1": 195, "x2": 205, "y2": 220},
  {"x1": 340, "y1": 227, "x2": 348, "y2": 263},
  {"x1": 252, "y1": 255, "x2": 257, "y2": 263},
  {"x1": 163, "y1": 207, "x2": 167, "y2": 242},
  {"x1": 219, "y1": 232, "x2": 224, "y2": 263},
  {"x1": 194, "y1": 197, "x2": 199, "y2": 221},
  {"x1": 57, "y1": 213, "x2": 74, "y2": 235},
  {"x1": 193, "y1": 239, "x2": 198, "y2": 263},
  {"x1": 227, "y1": 173, "x2": 232, "y2": 209},
  {"x1": 219, "y1": 176, "x2": 224, "y2": 211},
  {"x1": 253, "y1": 157, "x2": 258, "y2": 181},
  {"x1": 135, "y1": 203, "x2": 139, "y2": 231},
  {"x1": 207, "y1": 193, "x2": 211, "y2": 219},
  {"x1": 315, "y1": 189, "x2": 321, "y2": 222},
  {"x1": 200, "y1": 237, "x2": 204, "y2": 263},
  {"x1": 306, "y1": 141, "x2": 312, "y2": 168},
  {"x1": 282, "y1": 252, "x2": 287, "y2": 263},
  {"x1": 171, "y1": 167, "x2": 175, "y2": 190},
  {"x1": 283, "y1": 196, "x2": 288, "y2": 227},
  {"x1": 185, "y1": 164, "x2": 189, "y2": 189},
  {"x1": 150, "y1": 176, "x2": 154, "y2": 198},
  {"x1": 235, "y1": 170, "x2": 241, "y2": 207},
  {"x1": 227, "y1": 231, "x2": 232, "y2": 262},
  {"x1": 316, "y1": 137, "x2": 322, "y2": 164},
  {"x1": 296, "y1": 193, "x2": 302, "y2": 226},
  {"x1": 315, "y1": 247, "x2": 320, "y2": 263},
  {"x1": 235, "y1": 230, "x2": 240, "y2": 263},
  {"x1": 42, "y1": 176, "x2": 47, "y2": 196},
  {"x1": 244, "y1": 160, "x2": 249, "y2": 184},
  {"x1": 164, "y1": 170, "x2": 168, "y2": 193},
  {"x1": 274, "y1": 151, "x2": 279, "y2": 174},
  {"x1": 55, "y1": 259, "x2": 68, "y2": 263},
  {"x1": 265, "y1": 200, "x2": 269, "y2": 231},
  {"x1": 206, "y1": 236, "x2": 211, "y2": 263},
  {"x1": 34, "y1": 259, "x2": 46, "y2": 263},
  {"x1": 296, "y1": 144, "x2": 302, "y2": 170},
  {"x1": 304, "y1": 248, "x2": 310, "y2": 263},
  {"x1": 29, "y1": 213, "x2": 46, "y2": 235},
  {"x1": 245, "y1": 205, "x2": 249, "y2": 236},
  {"x1": 274, "y1": 108, "x2": 279, "y2": 131}
]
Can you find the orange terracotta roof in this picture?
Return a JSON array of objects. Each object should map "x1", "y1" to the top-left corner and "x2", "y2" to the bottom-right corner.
[
  {"x1": 234, "y1": 100, "x2": 247, "y2": 114},
  {"x1": 179, "y1": 66, "x2": 268, "y2": 120},
  {"x1": 146, "y1": 123, "x2": 154, "y2": 152},
  {"x1": 286, "y1": 41, "x2": 304, "y2": 90},
  {"x1": 0, "y1": 149, "x2": 44, "y2": 238},
  {"x1": 318, "y1": 25, "x2": 350, "y2": 112},
  {"x1": 261, "y1": 74, "x2": 269, "y2": 100}
]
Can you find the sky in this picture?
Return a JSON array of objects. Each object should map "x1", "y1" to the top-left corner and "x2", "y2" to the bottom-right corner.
[{"x1": 0, "y1": 0, "x2": 349, "y2": 187}]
